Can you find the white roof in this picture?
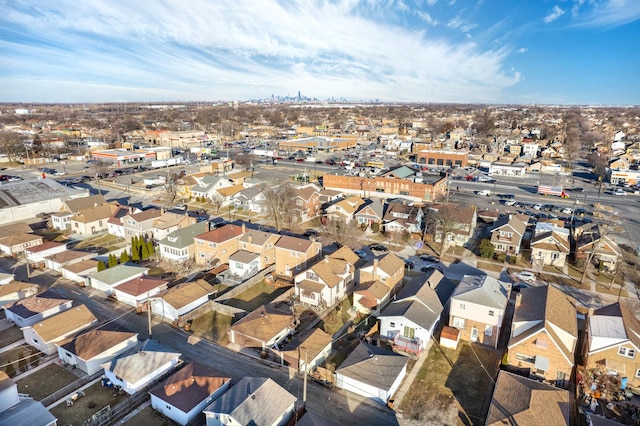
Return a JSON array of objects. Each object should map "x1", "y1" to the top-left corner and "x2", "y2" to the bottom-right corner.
[{"x1": 589, "y1": 315, "x2": 626, "y2": 339}]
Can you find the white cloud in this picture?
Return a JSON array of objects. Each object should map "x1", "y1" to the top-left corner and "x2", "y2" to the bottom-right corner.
[
  {"x1": 417, "y1": 11, "x2": 438, "y2": 26},
  {"x1": 518, "y1": 47, "x2": 527, "y2": 53},
  {"x1": 0, "y1": 0, "x2": 520, "y2": 103},
  {"x1": 544, "y1": 5, "x2": 566, "y2": 23},
  {"x1": 571, "y1": 0, "x2": 640, "y2": 28},
  {"x1": 447, "y1": 16, "x2": 478, "y2": 32},
  {"x1": 426, "y1": 0, "x2": 438, "y2": 5}
]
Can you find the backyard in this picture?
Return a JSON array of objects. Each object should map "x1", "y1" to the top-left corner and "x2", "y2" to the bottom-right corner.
[
  {"x1": 190, "y1": 310, "x2": 233, "y2": 346},
  {"x1": 0, "y1": 343, "x2": 40, "y2": 378},
  {"x1": 123, "y1": 405, "x2": 179, "y2": 426},
  {"x1": 16, "y1": 363, "x2": 79, "y2": 401},
  {"x1": 49, "y1": 381, "x2": 129, "y2": 426},
  {"x1": 399, "y1": 341, "x2": 500, "y2": 426},
  {"x1": 223, "y1": 280, "x2": 291, "y2": 312}
]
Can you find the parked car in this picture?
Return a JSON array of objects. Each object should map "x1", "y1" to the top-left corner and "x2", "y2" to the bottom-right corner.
[
  {"x1": 512, "y1": 283, "x2": 531, "y2": 293},
  {"x1": 613, "y1": 188, "x2": 627, "y2": 196},
  {"x1": 515, "y1": 271, "x2": 536, "y2": 282},
  {"x1": 476, "y1": 189, "x2": 491, "y2": 196},
  {"x1": 303, "y1": 229, "x2": 319, "y2": 237},
  {"x1": 404, "y1": 259, "x2": 415, "y2": 269},
  {"x1": 354, "y1": 250, "x2": 367, "y2": 259},
  {"x1": 369, "y1": 244, "x2": 388, "y2": 252},
  {"x1": 174, "y1": 204, "x2": 187, "y2": 211},
  {"x1": 421, "y1": 264, "x2": 443, "y2": 273},
  {"x1": 504, "y1": 199, "x2": 516, "y2": 206},
  {"x1": 420, "y1": 254, "x2": 438, "y2": 262}
]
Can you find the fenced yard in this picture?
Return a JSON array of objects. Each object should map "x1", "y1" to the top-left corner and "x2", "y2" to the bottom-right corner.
[
  {"x1": 16, "y1": 363, "x2": 79, "y2": 400},
  {"x1": 223, "y1": 280, "x2": 291, "y2": 312},
  {"x1": 191, "y1": 310, "x2": 233, "y2": 345},
  {"x1": 49, "y1": 381, "x2": 128, "y2": 426},
  {"x1": 0, "y1": 343, "x2": 40, "y2": 378},
  {"x1": 0, "y1": 326, "x2": 24, "y2": 347},
  {"x1": 122, "y1": 405, "x2": 179, "y2": 426}
]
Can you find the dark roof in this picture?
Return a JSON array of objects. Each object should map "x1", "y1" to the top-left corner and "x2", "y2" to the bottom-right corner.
[
  {"x1": 336, "y1": 342, "x2": 407, "y2": 391},
  {"x1": 3, "y1": 289, "x2": 71, "y2": 319},
  {"x1": 0, "y1": 399, "x2": 57, "y2": 426}
]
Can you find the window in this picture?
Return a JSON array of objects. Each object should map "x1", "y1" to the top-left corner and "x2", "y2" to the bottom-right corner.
[
  {"x1": 296, "y1": 200, "x2": 303, "y2": 206},
  {"x1": 488, "y1": 310, "x2": 494, "y2": 317},
  {"x1": 390, "y1": 322, "x2": 396, "y2": 328},
  {"x1": 452, "y1": 317, "x2": 465, "y2": 329},
  {"x1": 515, "y1": 353, "x2": 535, "y2": 364},
  {"x1": 635, "y1": 369, "x2": 640, "y2": 379},
  {"x1": 404, "y1": 326, "x2": 415, "y2": 339},
  {"x1": 459, "y1": 303, "x2": 465, "y2": 310},
  {"x1": 618, "y1": 347, "x2": 636, "y2": 358},
  {"x1": 485, "y1": 325, "x2": 493, "y2": 336},
  {"x1": 165, "y1": 405, "x2": 171, "y2": 410},
  {"x1": 551, "y1": 252, "x2": 560, "y2": 260},
  {"x1": 536, "y1": 338, "x2": 548, "y2": 349}
]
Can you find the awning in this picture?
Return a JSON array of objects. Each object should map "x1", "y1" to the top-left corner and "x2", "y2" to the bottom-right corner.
[
  {"x1": 534, "y1": 356, "x2": 550, "y2": 372},
  {"x1": 358, "y1": 297, "x2": 378, "y2": 308},
  {"x1": 297, "y1": 280, "x2": 325, "y2": 293}
]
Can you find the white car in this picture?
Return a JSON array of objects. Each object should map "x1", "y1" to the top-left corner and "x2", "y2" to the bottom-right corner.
[
  {"x1": 515, "y1": 271, "x2": 536, "y2": 282},
  {"x1": 561, "y1": 207, "x2": 573, "y2": 214},
  {"x1": 476, "y1": 189, "x2": 491, "y2": 196},
  {"x1": 533, "y1": 204, "x2": 543, "y2": 210},
  {"x1": 174, "y1": 204, "x2": 187, "y2": 211},
  {"x1": 613, "y1": 189, "x2": 627, "y2": 196},
  {"x1": 504, "y1": 199, "x2": 516, "y2": 206}
]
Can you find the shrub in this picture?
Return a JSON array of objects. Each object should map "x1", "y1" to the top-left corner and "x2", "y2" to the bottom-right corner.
[
  {"x1": 96, "y1": 260, "x2": 106, "y2": 271},
  {"x1": 371, "y1": 222, "x2": 380, "y2": 233},
  {"x1": 478, "y1": 239, "x2": 494, "y2": 258}
]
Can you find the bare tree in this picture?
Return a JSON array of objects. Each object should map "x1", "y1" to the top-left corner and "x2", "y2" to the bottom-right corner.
[
  {"x1": 0, "y1": 131, "x2": 27, "y2": 163},
  {"x1": 423, "y1": 204, "x2": 460, "y2": 257},
  {"x1": 210, "y1": 193, "x2": 224, "y2": 215},
  {"x1": 564, "y1": 126, "x2": 581, "y2": 183},
  {"x1": 262, "y1": 181, "x2": 295, "y2": 231},
  {"x1": 320, "y1": 219, "x2": 365, "y2": 249}
]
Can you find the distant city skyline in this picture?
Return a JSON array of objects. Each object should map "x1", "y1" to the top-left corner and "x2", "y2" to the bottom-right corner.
[{"x1": 1, "y1": 0, "x2": 639, "y2": 105}]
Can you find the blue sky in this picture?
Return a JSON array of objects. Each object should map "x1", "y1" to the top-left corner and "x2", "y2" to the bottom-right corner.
[{"x1": 1, "y1": 0, "x2": 639, "y2": 105}]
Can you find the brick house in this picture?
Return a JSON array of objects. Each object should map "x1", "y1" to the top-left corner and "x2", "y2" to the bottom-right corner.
[
  {"x1": 354, "y1": 253, "x2": 406, "y2": 315},
  {"x1": 194, "y1": 223, "x2": 245, "y2": 267},
  {"x1": 273, "y1": 235, "x2": 321, "y2": 282},
  {"x1": 506, "y1": 285, "x2": 577, "y2": 388},
  {"x1": 291, "y1": 184, "x2": 321, "y2": 221}
]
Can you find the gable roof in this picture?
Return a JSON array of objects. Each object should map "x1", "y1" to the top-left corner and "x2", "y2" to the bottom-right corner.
[
  {"x1": 279, "y1": 328, "x2": 332, "y2": 364},
  {"x1": 57, "y1": 324, "x2": 137, "y2": 361},
  {"x1": 31, "y1": 304, "x2": 97, "y2": 342},
  {"x1": 373, "y1": 252, "x2": 405, "y2": 276},
  {"x1": 204, "y1": 377, "x2": 296, "y2": 426},
  {"x1": 230, "y1": 304, "x2": 295, "y2": 343},
  {"x1": 355, "y1": 198, "x2": 384, "y2": 219},
  {"x1": 307, "y1": 256, "x2": 350, "y2": 288},
  {"x1": 101, "y1": 339, "x2": 181, "y2": 383},
  {"x1": 63, "y1": 194, "x2": 106, "y2": 212},
  {"x1": 0, "y1": 280, "x2": 38, "y2": 298},
  {"x1": 159, "y1": 221, "x2": 208, "y2": 249},
  {"x1": 153, "y1": 211, "x2": 192, "y2": 230},
  {"x1": 195, "y1": 223, "x2": 244, "y2": 244},
  {"x1": 71, "y1": 203, "x2": 116, "y2": 224},
  {"x1": 486, "y1": 370, "x2": 569, "y2": 426},
  {"x1": 239, "y1": 229, "x2": 279, "y2": 246},
  {"x1": 126, "y1": 208, "x2": 163, "y2": 223},
  {"x1": 275, "y1": 235, "x2": 314, "y2": 253},
  {"x1": 329, "y1": 246, "x2": 359, "y2": 265},
  {"x1": 149, "y1": 362, "x2": 231, "y2": 413},
  {"x1": 161, "y1": 279, "x2": 217, "y2": 310},
  {"x1": 336, "y1": 342, "x2": 408, "y2": 391},
  {"x1": 452, "y1": 275, "x2": 509, "y2": 310},
  {"x1": 113, "y1": 276, "x2": 168, "y2": 297},
  {"x1": 4, "y1": 289, "x2": 71, "y2": 319},
  {"x1": 293, "y1": 185, "x2": 319, "y2": 202}
]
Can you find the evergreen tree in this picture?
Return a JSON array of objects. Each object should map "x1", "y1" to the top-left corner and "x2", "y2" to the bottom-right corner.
[
  {"x1": 131, "y1": 237, "x2": 140, "y2": 261},
  {"x1": 97, "y1": 260, "x2": 106, "y2": 271},
  {"x1": 120, "y1": 250, "x2": 129, "y2": 264},
  {"x1": 141, "y1": 241, "x2": 149, "y2": 260},
  {"x1": 146, "y1": 241, "x2": 155, "y2": 257},
  {"x1": 108, "y1": 253, "x2": 117, "y2": 267}
]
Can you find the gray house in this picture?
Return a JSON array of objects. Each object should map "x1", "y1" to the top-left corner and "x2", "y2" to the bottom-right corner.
[
  {"x1": 158, "y1": 221, "x2": 208, "y2": 263},
  {"x1": 86, "y1": 264, "x2": 149, "y2": 295}
]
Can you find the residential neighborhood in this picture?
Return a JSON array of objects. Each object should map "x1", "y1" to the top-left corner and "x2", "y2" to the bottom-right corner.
[{"x1": 0, "y1": 102, "x2": 639, "y2": 426}]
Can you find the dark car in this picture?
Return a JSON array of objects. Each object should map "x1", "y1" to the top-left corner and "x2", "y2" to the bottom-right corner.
[
  {"x1": 404, "y1": 259, "x2": 415, "y2": 269},
  {"x1": 420, "y1": 254, "x2": 438, "y2": 262},
  {"x1": 303, "y1": 229, "x2": 319, "y2": 237},
  {"x1": 369, "y1": 244, "x2": 388, "y2": 252}
]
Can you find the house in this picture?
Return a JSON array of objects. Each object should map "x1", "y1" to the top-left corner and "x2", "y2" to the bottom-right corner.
[
  {"x1": 448, "y1": 275, "x2": 510, "y2": 349},
  {"x1": 191, "y1": 175, "x2": 232, "y2": 200},
  {"x1": 152, "y1": 211, "x2": 198, "y2": 241},
  {"x1": 158, "y1": 221, "x2": 208, "y2": 263},
  {"x1": 294, "y1": 251, "x2": 356, "y2": 310},
  {"x1": 51, "y1": 194, "x2": 106, "y2": 230},
  {"x1": 56, "y1": 325, "x2": 138, "y2": 375},
  {"x1": 318, "y1": 188, "x2": 343, "y2": 205},
  {"x1": 0, "y1": 271, "x2": 13, "y2": 285},
  {"x1": 378, "y1": 270, "x2": 455, "y2": 354},
  {"x1": 68, "y1": 202, "x2": 117, "y2": 235},
  {"x1": 152, "y1": 279, "x2": 217, "y2": 322},
  {"x1": 61, "y1": 259, "x2": 99, "y2": 283},
  {"x1": 122, "y1": 208, "x2": 163, "y2": 241},
  {"x1": 324, "y1": 196, "x2": 366, "y2": 224},
  {"x1": 107, "y1": 204, "x2": 141, "y2": 238},
  {"x1": 232, "y1": 186, "x2": 267, "y2": 214},
  {"x1": 382, "y1": 202, "x2": 424, "y2": 234},
  {"x1": 86, "y1": 264, "x2": 149, "y2": 295},
  {"x1": 101, "y1": 339, "x2": 181, "y2": 395},
  {"x1": 0, "y1": 232, "x2": 43, "y2": 257},
  {"x1": 0, "y1": 281, "x2": 39, "y2": 307},
  {"x1": 335, "y1": 342, "x2": 408, "y2": 406},
  {"x1": 277, "y1": 328, "x2": 332, "y2": 372},
  {"x1": 486, "y1": 370, "x2": 569, "y2": 426},
  {"x1": 506, "y1": 285, "x2": 577, "y2": 388},
  {"x1": 575, "y1": 223, "x2": 622, "y2": 272},
  {"x1": 490, "y1": 213, "x2": 529, "y2": 256},
  {"x1": 3, "y1": 290, "x2": 72, "y2": 328},
  {"x1": 194, "y1": 223, "x2": 245, "y2": 267},
  {"x1": 428, "y1": 204, "x2": 477, "y2": 248},
  {"x1": 203, "y1": 377, "x2": 297, "y2": 426},
  {"x1": 45, "y1": 249, "x2": 96, "y2": 273},
  {"x1": 273, "y1": 235, "x2": 322, "y2": 282},
  {"x1": 112, "y1": 276, "x2": 169, "y2": 308},
  {"x1": 227, "y1": 250, "x2": 261, "y2": 280},
  {"x1": 228, "y1": 304, "x2": 296, "y2": 353},
  {"x1": 149, "y1": 363, "x2": 231, "y2": 426},
  {"x1": 530, "y1": 221, "x2": 570, "y2": 268},
  {"x1": 291, "y1": 184, "x2": 321, "y2": 221},
  {"x1": 354, "y1": 253, "x2": 406, "y2": 314},
  {"x1": 25, "y1": 241, "x2": 67, "y2": 269},
  {"x1": 237, "y1": 229, "x2": 280, "y2": 268},
  {"x1": 583, "y1": 303, "x2": 640, "y2": 386},
  {"x1": 354, "y1": 198, "x2": 385, "y2": 227},
  {"x1": 0, "y1": 372, "x2": 57, "y2": 426},
  {"x1": 22, "y1": 304, "x2": 98, "y2": 355}
]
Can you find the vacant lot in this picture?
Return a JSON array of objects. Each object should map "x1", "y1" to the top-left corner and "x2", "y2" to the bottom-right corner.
[
  {"x1": 123, "y1": 405, "x2": 179, "y2": 426},
  {"x1": 17, "y1": 363, "x2": 79, "y2": 400},
  {"x1": 224, "y1": 280, "x2": 290, "y2": 312},
  {"x1": 400, "y1": 342, "x2": 500, "y2": 426},
  {"x1": 191, "y1": 311, "x2": 233, "y2": 346},
  {"x1": 50, "y1": 381, "x2": 128, "y2": 426}
]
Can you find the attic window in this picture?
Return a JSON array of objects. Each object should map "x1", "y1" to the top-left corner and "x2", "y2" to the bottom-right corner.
[
  {"x1": 168, "y1": 237, "x2": 178, "y2": 243},
  {"x1": 618, "y1": 347, "x2": 635, "y2": 359}
]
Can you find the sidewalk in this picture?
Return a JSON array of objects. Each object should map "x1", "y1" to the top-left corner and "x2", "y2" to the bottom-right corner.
[{"x1": 392, "y1": 339, "x2": 433, "y2": 410}]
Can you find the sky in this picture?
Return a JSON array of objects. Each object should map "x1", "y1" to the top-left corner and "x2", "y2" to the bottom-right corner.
[{"x1": 1, "y1": 0, "x2": 639, "y2": 105}]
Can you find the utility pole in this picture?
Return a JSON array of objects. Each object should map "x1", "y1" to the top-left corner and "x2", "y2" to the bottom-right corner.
[
  {"x1": 24, "y1": 250, "x2": 31, "y2": 279},
  {"x1": 147, "y1": 292, "x2": 152, "y2": 339},
  {"x1": 303, "y1": 348, "x2": 308, "y2": 403}
]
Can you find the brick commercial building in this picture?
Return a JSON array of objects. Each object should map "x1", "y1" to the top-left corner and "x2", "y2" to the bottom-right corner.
[{"x1": 416, "y1": 149, "x2": 468, "y2": 168}]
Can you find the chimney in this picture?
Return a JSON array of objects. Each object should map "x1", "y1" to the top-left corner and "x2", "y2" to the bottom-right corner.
[
  {"x1": 242, "y1": 223, "x2": 246, "y2": 233},
  {"x1": 373, "y1": 258, "x2": 379, "y2": 276},
  {"x1": 248, "y1": 235, "x2": 253, "y2": 244},
  {"x1": 515, "y1": 292, "x2": 523, "y2": 309}
]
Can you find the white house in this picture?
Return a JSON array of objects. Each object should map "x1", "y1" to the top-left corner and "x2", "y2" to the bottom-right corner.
[
  {"x1": 203, "y1": 377, "x2": 296, "y2": 426},
  {"x1": 112, "y1": 276, "x2": 169, "y2": 308},
  {"x1": 449, "y1": 275, "x2": 511, "y2": 349},
  {"x1": 86, "y1": 264, "x2": 149, "y2": 295},
  {"x1": 151, "y1": 279, "x2": 217, "y2": 322},
  {"x1": 22, "y1": 305, "x2": 97, "y2": 355},
  {"x1": 335, "y1": 342, "x2": 408, "y2": 406},
  {"x1": 101, "y1": 339, "x2": 181, "y2": 395},
  {"x1": 3, "y1": 290, "x2": 72, "y2": 328},
  {"x1": 227, "y1": 250, "x2": 261, "y2": 278},
  {"x1": 25, "y1": 241, "x2": 67, "y2": 269},
  {"x1": 61, "y1": 259, "x2": 99, "y2": 284},
  {"x1": 294, "y1": 252, "x2": 356, "y2": 310},
  {"x1": 0, "y1": 281, "x2": 39, "y2": 307},
  {"x1": 378, "y1": 271, "x2": 455, "y2": 354},
  {"x1": 0, "y1": 372, "x2": 57, "y2": 426},
  {"x1": 149, "y1": 363, "x2": 231, "y2": 426},
  {"x1": 56, "y1": 326, "x2": 139, "y2": 375}
]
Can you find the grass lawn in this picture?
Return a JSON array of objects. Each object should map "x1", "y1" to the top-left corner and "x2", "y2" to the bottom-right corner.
[
  {"x1": 595, "y1": 283, "x2": 629, "y2": 298},
  {"x1": 123, "y1": 405, "x2": 179, "y2": 426},
  {"x1": 50, "y1": 381, "x2": 128, "y2": 426},
  {"x1": 224, "y1": 280, "x2": 290, "y2": 312},
  {"x1": 191, "y1": 311, "x2": 233, "y2": 346},
  {"x1": 476, "y1": 259, "x2": 505, "y2": 273},
  {"x1": 399, "y1": 341, "x2": 500, "y2": 425},
  {"x1": 17, "y1": 364, "x2": 79, "y2": 400}
]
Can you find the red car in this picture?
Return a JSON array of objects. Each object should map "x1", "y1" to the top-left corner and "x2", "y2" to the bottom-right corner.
[{"x1": 296, "y1": 158, "x2": 305, "y2": 162}]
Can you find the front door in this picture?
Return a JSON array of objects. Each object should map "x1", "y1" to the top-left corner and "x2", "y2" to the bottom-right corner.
[{"x1": 470, "y1": 327, "x2": 479, "y2": 342}]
